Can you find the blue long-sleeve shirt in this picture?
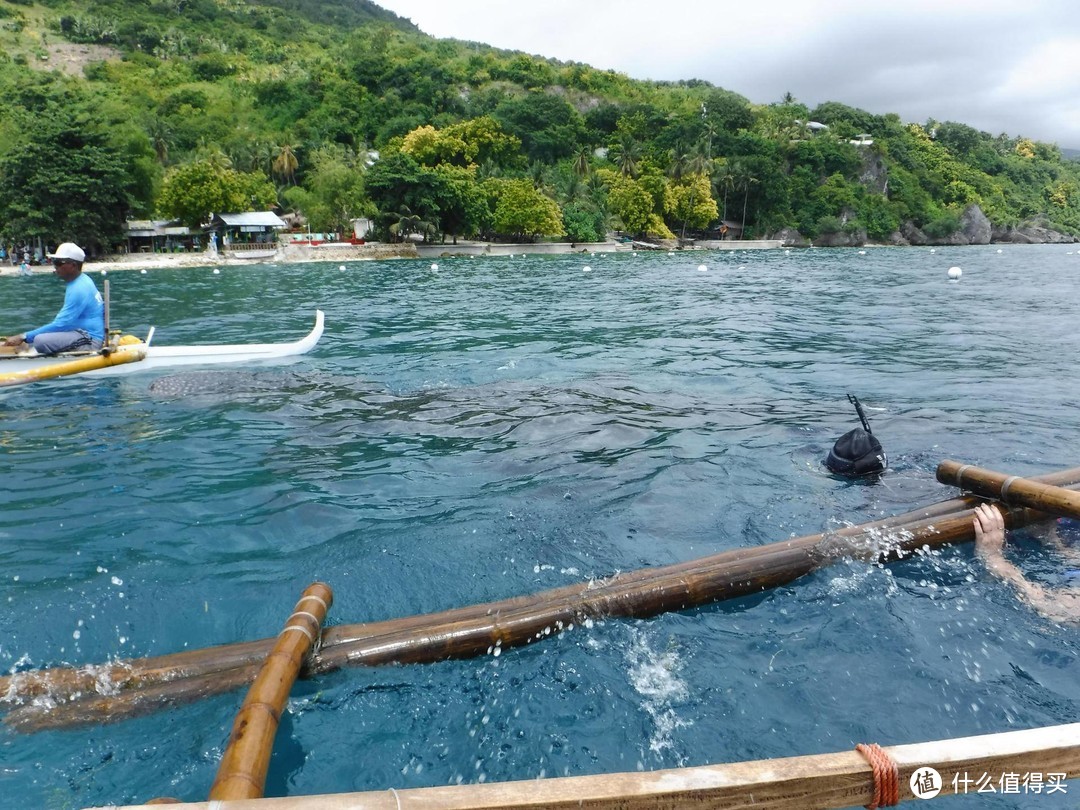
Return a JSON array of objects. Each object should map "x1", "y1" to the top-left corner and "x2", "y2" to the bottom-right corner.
[{"x1": 25, "y1": 273, "x2": 105, "y2": 343}]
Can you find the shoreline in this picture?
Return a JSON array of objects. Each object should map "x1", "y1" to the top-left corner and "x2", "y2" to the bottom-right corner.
[{"x1": 0, "y1": 237, "x2": 1069, "y2": 276}]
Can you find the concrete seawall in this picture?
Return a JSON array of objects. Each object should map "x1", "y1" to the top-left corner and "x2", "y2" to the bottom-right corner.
[{"x1": 415, "y1": 241, "x2": 629, "y2": 258}]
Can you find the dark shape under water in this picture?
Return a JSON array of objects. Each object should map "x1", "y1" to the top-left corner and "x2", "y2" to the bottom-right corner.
[{"x1": 147, "y1": 370, "x2": 293, "y2": 400}]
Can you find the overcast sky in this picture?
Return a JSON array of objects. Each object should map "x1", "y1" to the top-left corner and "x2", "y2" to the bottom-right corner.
[{"x1": 375, "y1": 0, "x2": 1080, "y2": 148}]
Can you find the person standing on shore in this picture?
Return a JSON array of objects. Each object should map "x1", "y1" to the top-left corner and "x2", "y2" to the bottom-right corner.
[
  {"x1": 2, "y1": 243, "x2": 105, "y2": 355},
  {"x1": 973, "y1": 502, "x2": 1080, "y2": 623}
]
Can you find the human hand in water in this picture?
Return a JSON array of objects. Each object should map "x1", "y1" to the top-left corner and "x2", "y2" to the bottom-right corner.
[{"x1": 973, "y1": 502, "x2": 1006, "y2": 558}]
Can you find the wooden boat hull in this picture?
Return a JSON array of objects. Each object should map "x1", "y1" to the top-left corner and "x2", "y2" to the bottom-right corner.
[{"x1": 0, "y1": 310, "x2": 323, "y2": 382}]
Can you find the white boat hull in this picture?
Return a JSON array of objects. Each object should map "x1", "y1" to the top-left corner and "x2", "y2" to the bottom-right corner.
[{"x1": 0, "y1": 310, "x2": 324, "y2": 379}]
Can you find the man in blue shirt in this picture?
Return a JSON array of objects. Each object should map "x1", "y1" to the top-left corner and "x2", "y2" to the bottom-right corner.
[{"x1": 3, "y1": 242, "x2": 105, "y2": 355}]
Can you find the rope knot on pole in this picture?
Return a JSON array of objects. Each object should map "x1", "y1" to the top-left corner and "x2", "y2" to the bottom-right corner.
[{"x1": 855, "y1": 742, "x2": 899, "y2": 809}]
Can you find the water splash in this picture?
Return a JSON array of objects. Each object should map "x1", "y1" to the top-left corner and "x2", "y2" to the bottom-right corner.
[{"x1": 624, "y1": 629, "x2": 691, "y2": 762}]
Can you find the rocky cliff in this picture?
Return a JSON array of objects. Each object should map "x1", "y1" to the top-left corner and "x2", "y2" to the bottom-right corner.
[{"x1": 773, "y1": 203, "x2": 1077, "y2": 247}]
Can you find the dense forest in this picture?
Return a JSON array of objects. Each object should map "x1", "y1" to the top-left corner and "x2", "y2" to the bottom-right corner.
[{"x1": 0, "y1": 0, "x2": 1076, "y2": 253}]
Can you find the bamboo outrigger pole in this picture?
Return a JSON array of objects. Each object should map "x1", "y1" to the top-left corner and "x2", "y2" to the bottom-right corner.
[
  {"x1": 102, "y1": 721, "x2": 1080, "y2": 810},
  {"x1": 208, "y1": 582, "x2": 332, "y2": 801},
  {"x1": 0, "y1": 347, "x2": 144, "y2": 387},
  {"x1": 938, "y1": 460, "x2": 1080, "y2": 519},
  {"x1": 6, "y1": 464, "x2": 1080, "y2": 734}
]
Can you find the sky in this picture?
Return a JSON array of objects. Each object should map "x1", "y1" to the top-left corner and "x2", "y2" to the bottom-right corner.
[{"x1": 374, "y1": 0, "x2": 1080, "y2": 149}]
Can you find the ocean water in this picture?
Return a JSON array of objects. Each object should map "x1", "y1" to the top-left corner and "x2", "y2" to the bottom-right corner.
[{"x1": 1, "y1": 245, "x2": 1079, "y2": 808}]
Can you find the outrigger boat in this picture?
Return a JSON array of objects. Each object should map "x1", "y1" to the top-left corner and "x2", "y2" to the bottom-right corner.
[
  {"x1": 0, "y1": 309, "x2": 324, "y2": 387},
  {"x1": 4, "y1": 460, "x2": 1080, "y2": 808}
]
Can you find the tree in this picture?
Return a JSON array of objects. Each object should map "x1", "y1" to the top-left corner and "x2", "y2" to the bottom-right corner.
[
  {"x1": 432, "y1": 164, "x2": 487, "y2": 243},
  {"x1": 485, "y1": 178, "x2": 564, "y2": 241},
  {"x1": 0, "y1": 112, "x2": 137, "y2": 253},
  {"x1": 148, "y1": 117, "x2": 173, "y2": 165},
  {"x1": 272, "y1": 142, "x2": 299, "y2": 185},
  {"x1": 712, "y1": 161, "x2": 736, "y2": 222},
  {"x1": 158, "y1": 159, "x2": 277, "y2": 228},
  {"x1": 705, "y1": 89, "x2": 755, "y2": 133},
  {"x1": 364, "y1": 151, "x2": 444, "y2": 237},
  {"x1": 612, "y1": 132, "x2": 641, "y2": 178},
  {"x1": 442, "y1": 116, "x2": 521, "y2": 168},
  {"x1": 401, "y1": 124, "x2": 453, "y2": 166},
  {"x1": 282, "y1": 144, "x2": 370, "y2": 234},
  {"x1": 670, "y1": 173, "x2": 718, "y2": 237},
  {"x1": 601, "y1": 171, "x2": 655, "y2": 235},
  {"x1": 387, "y1": 204, "x2": 436, "y2": 242},
  {"x1": 572, "y1": 145, "x2": 591, "y2": 178},
  {"x1": 493, "y1": 92, "x2": 588, "y2": 163},
  {"x1": 729, "y1": 160, "x2": 760, "y2": 237}
]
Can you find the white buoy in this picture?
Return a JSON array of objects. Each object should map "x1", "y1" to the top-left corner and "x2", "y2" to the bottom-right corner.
[
  {"x1": 213, "y1": 268, "x2": 220, "y2": 275},
  {"x1": 947, "y1": 266, "x2": 962, "y2": 280},
  {"x1": 140, "y1": 269, "x2": 147, "y2": 274},
  {"x1": 582, "y1": 266, "x2": 591, "y2": 273},
  {"x1": 339, "y1": 265, "x2": 346, "y2": 271},
  {"x1": 858, "y1": 250, "x2": 866, "y2": 255},
  {"x1": 430, "y1": 263, "x2": 438, "y2": 270},
  {"x1": 930, "y1": 248, "x2": 936, "y2": 254},
  {"x1": 101, "y1": 270, "x2": 107, "y2": 276},
  {"x1": 996, "y1": 249, "x2": 1002, "y2": 253},
  {"x1": 697, "y1": 264, "x2": 708, "y2": 272},
  {"x1": 668, "y1": 251, "x2": 675, "y2": 256}
]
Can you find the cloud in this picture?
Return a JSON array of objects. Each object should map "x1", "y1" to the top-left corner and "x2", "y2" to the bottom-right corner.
[{"x1": 377, "y1": 0, "x2": 1080, "y2": 146}]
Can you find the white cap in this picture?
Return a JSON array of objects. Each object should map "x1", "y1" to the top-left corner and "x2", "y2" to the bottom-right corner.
[{"x1": 50, "y1": 242, "x2": 86, "y2": 262}]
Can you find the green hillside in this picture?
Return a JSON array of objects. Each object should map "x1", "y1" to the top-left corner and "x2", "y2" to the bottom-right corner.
[{"x1": 0, "y1": 0, "x2": 1076, "y2": 253}]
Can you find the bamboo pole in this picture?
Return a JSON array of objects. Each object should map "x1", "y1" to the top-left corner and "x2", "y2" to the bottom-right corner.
[
  {"x1": 3, "y1": 502, "x2": 1057, "y2": 735},
  {"x1": 0, "y1": 347, "x2": 144, "y2": 387},
  {"x1": 6, "y1": 478, "x2": 1027, "y2": 704},
  {"x1": 96, "y1": 722, "x2": 1080, "y2": 810},
  {"x1": 938, "y1": 460, "x2": 1080, "y2": 520},
  {"x1": 103, "y1": 277, "x2": 111, "y2": 346},
  {"x1": 3, "y1": 666, "x2": 261, "y2": 734},
  {"x1": 208, "y1": 582, "x2": 332, "y2": 801},
  {"x1": 7, "y1": 466, "x2": 1080, "y2": 733}
]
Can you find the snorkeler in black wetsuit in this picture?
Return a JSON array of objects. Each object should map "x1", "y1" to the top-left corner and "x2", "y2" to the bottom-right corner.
[{"x1": 973, "y1": 503, "x2": 1080, "y2": 624}]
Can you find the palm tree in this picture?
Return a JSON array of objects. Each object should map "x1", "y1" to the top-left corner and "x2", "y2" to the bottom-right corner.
[
  {"x1": 712, "y1": 162, "x2": 735, "y2": 223},
  {"x1": 668, "y1": 141, "x2": 690, "y2": 182},
  {"x1": 147, "y1": 119, "x2": 172, "y2": 165},
  {"x1": 586, "y1": 172, "x2": 609, "y2": 220},
  {"x1": 572, "y1": 146, "x2": 591, "y2": 178},
  {"x1": 702, "y1": 120, "x2": 717, "y2": 162},
  {"x1": 736, "y1": 168, "x2": 759, "y2": 239},
  {"x1": 476, "y1": 158, "x2": 501, "y2": 182},
  {"x1": 388, "y1": 206, "x2": 435, "y2": 243},
  {"x1": 196, "y1": 142, "x2": 232, "y2": 171},
  {"x1": 528, "y1": 160, "x2": 548, "y2": 190},
  {"x1": 557, "y1": 172, "x2": 585, "y2": 207},
  {"x1": 686, "y1": 143, "x2": 711, "y2": 179},
  {"x1": 613, "y1": 133, "x2": 640, "y2": 178},
  {"x1": 254, "y1": 141, "x2": 277, "y2": 175},
  {"x1": 273, "y1": 143, "x2": 299, "y2": 185}
]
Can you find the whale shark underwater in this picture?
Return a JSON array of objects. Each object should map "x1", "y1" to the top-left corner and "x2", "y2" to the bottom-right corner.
[{"x1": 147, "y1": 370, "x2": 296, "y2": 400}]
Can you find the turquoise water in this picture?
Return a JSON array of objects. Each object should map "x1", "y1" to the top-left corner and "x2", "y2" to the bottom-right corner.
[{"x1": 2, "y1": 246, "x2": 1080, "y2": 808}]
